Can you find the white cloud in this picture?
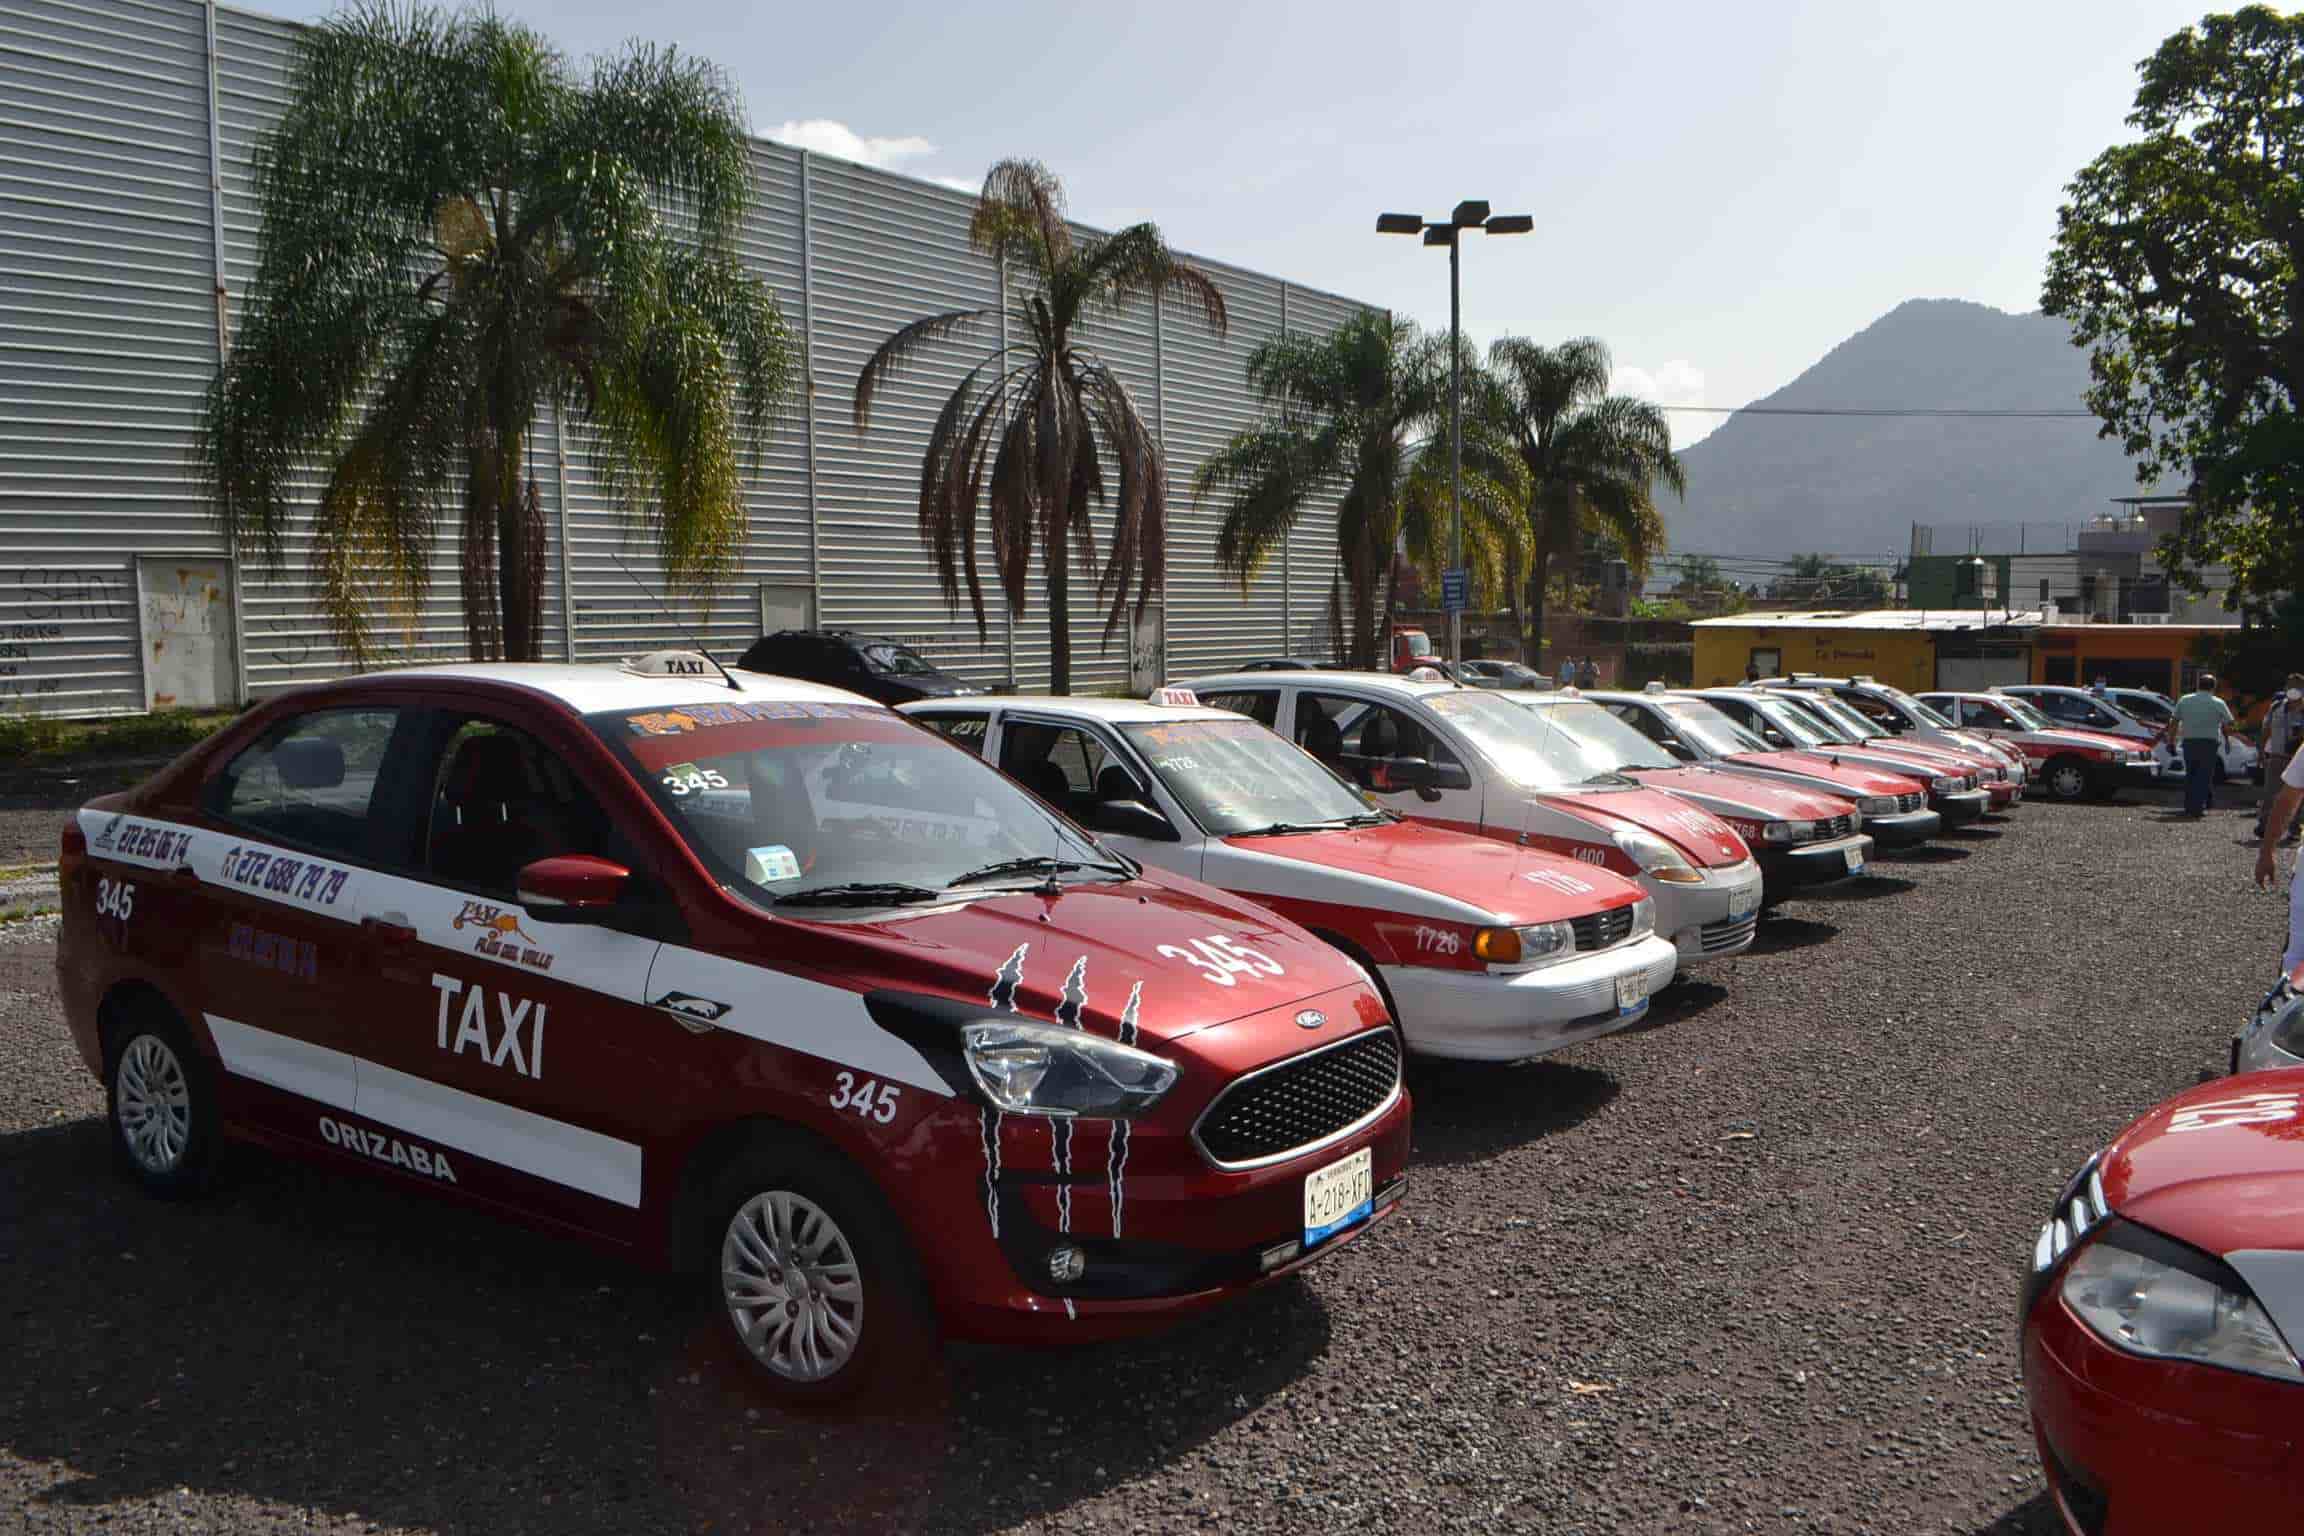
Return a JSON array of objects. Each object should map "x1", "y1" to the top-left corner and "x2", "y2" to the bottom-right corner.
[
  {"x1": 1614, "y1": 358, "x2": 1715, "y2": 448},
  {"x1": 767, "y1": 118, "x2": 937, "y2": 170},
  {"x1": 929, "y1": 174, "x2": 980, "y2": 195}
]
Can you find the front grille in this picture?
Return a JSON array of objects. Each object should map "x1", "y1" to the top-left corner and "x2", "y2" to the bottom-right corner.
[
  {"x1": 1895, "y1": 792, "x2": 1923, "y2": 813},
  {"x1": 1697, "y1": 913, "x2": 1758, "y2": 953},
  {"x1": 1195, "y1": 1029, "x2": 1402, "y2": 1168},
  {"x1": 1569, "y1": 904, "x2": 1635, "y2": 952},
  {"x1": 1812, "y1": 813, "x2": 1855, "y2": 840}
]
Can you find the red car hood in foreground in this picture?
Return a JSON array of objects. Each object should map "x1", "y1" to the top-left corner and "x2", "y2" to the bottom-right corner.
[
  {"x1": 1217, "y1": 818, "x2": 1647, "y2": 928},
  {"x1": 1535, "y1": 784, "x2": 1751, "y2": 868},
  {"x1": 2105, "y1": 1069, "x2": 2304, "y2": 1256},
  {"x1": 1629, "y1": 766, "x2": 1855, "y2": 822},
  {"x1": 1726, "y1": 750, "x2": 1922, "y2": 797}
]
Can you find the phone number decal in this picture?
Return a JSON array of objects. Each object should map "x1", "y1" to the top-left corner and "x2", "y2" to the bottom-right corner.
[{"x1": 220, "y1": 845, "x2": 352, "y2": 907}]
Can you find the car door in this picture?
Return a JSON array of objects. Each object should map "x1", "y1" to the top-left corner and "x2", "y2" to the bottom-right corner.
[
  {"x1": 1296, "y1": 690, "x2": 1483, "y2": 832},
  {"x1": 194, "y1": 703, "x2": 428, "y2": 1148},
  {"x1": 993, "y1": 714, "x2": 1190, "y2": 873},
  {"x1": 344, "y1": 706, "x2": 669, "y2": 1239}
]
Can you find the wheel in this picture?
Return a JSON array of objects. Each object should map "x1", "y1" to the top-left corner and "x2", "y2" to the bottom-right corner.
[
  {"x1": 701, "y1": 1139, "x2": 933, "y2": 1403},
  {"x1": 2041, "y1": 756, "x2": 2093, "y2": 801},
  {"x1": 105, "y1": 1010, "x2": 219, "y2": 1197}
]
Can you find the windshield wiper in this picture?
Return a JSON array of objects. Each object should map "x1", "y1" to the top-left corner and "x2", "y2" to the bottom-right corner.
[
  {"x1": 774, "y1": 882, "x2": 950, "y2": 908},
  {"x1": 1235, "y1": 814, "x2": 1379, "y2": 836},
  {"x1": 947, "y1": 854, "x2": 1131, "y2": 888}
]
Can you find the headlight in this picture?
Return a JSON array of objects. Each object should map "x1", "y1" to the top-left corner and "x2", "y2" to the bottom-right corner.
[
  {"x1": 1857, "y1": 795, "x2": 1897, "y2": 816},
  {"x1": 1760, "y1": 820, "x2": 1814, "y2": 844},
  {"x1": 1629, "y1": 897, "x2": 1655, "y2": 938},
  {"x1": 961, "y1": 1020, "x2": 1178, "y2": 1118},
  {"x1": 1474, "y1": 921, "x2": 1572, "y2": 970},
  {"x1": 1613, "y1": 827, "x2": 1704, "y2": 884},
  {"x1": 2061, "y1": 1220, "x2": 2304, "y2": 1383}
]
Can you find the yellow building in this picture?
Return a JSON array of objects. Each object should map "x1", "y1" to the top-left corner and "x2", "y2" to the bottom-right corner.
[{"x1": 1689, "y1": 609, "x2": 2040, "y2": 692}]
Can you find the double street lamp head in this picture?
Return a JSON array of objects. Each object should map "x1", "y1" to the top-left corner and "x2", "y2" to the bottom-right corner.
[{"x1": 1373, "y1": 205, "x2": 1532, "y2": 239}]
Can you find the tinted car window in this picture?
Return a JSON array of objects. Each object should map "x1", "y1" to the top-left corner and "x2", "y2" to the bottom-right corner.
[
  {"x1": 1200, "y1": 690, "x2": 1279, "y2": 727},
  {"x1": 216, "y1": 708, "x2": 403, "y2": 862},
  {"x1": 424, "y1": 718, "x2": 615, "y2": 897},
  {"x1": 998, "y1": 722, "x2": 1113, "y2": 812},
  {"x1": 911, "y1": 712, "x2": 989, "y2": 755}
]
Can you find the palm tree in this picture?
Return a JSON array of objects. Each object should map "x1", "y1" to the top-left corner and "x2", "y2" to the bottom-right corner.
[
  {"x1": 1468, "y1": 338, "x2": 1686, "y2": 668},
  {"x1": 853, "y1": 160, "x2": 1226, "y2": 693},
  {"x1": 1192, "y1": 312, "x2": 1444, "y2": 667},
  {"x1": 199, "y1": 4, "x2": 796, "y2": 665}
]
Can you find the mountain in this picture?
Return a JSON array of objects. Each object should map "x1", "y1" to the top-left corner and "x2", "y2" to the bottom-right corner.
[{"x1": 1664, "y1": 299, "x2": 2171, "y2": 563}]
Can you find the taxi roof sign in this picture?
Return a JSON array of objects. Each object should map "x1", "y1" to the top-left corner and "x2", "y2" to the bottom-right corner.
[
  {"x1": 1150, "y1": 686, "x2": 1201, "y2": 708},
  {"x1": 1643, "y1": 680, "x2": 1667, "y2": 694},
  {"x1": 623, "y1": 649, "x2": 721, "y2": 678},
  {"x1": 1406, "y1": 666, "x2": 1447, "y2": 684}
]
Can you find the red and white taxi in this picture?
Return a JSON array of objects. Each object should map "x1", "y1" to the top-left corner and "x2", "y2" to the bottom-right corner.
[
  {"x1": 900, "y1": 691, "x2": 1679, "y2": 1062},
  {"x1": 57, "y1": 656, "x2": 1410, "y2": 1400},
  {"x1": 2023, "y1": 1073, "x2": 2304, "y2": 1531},
  {"x1": 1916, "y1": 690, "x2": 2159, "y2": 802},
  {"x1": 1705, "y1": 687, "x2": 2025, "y2": 811},
  {"x1": 1176, "y1": 671, "x2": 1765, "y2": 966}
]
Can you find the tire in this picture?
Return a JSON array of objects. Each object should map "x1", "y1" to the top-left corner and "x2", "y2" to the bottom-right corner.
[
  {"x1": 105, "y1": 1007, "x2": 220, "y2": 1198},
  {"x1": 698, "y1": 1137, "x2": 935, "y2": 1405},
  {"x1": 2040, "y1": 755, "x2": 2093, "y2": 802}
]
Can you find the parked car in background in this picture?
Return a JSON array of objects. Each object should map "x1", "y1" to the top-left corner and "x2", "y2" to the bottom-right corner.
[
  {"x1": 1584, "y1": 687, "x2": 1950, "y2": 844},
  {"x1": 2231, "y1": 981, "x2": 2304, "y2": 1074},
  {"x1": 2022, "y1": 1075, "x2": 2304, "y2": 1530},
  {"x1": 2003, "y1": 684, "x2": 2155, "y2": 741},
  {"x1": 1389, "y1": 626, "x2": 1437, "y2": 673},
  {"x1": 1178, "y1": 670, "x2": 1766, "y2": 966},
  {"x1": 736, "y1": 629, "x2": 980, "y2": 705},
  {"x1": 1233, "y1": 658, "x2": 1331, "y2": 672},
  {"x1": 1504, "y1": 693, "x2": 1873, "y2": 895},
  {"x1": 1705, "y1": 687, "x2": 2024, "y2": 811},
  {"x1": 901, "y1": 692, "x2": 1679, "y2": 1062},
  {"x1": 1915, "y1": 690, "x2": 2165, "y2": 801},
  {"x1": 2104, "y1": 687, "x2": 2175, "y2": 730},
  {"x1": 57, "y1": 654, "x2": 1408, "y2": 1402},
  {"x1": 1454, "y1": 659, "x2": 1547, "y2": 690}
]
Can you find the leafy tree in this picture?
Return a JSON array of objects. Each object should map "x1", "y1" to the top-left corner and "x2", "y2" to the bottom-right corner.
[
  {"x1": 1461, "y1": 338, "x2": 1686, "y2": 665},
  {"x1": 1672, "y1": 553, "x2": 1723, "y2": 593},
  {"x1": 854, "y1": 160, "x2": 1225, "y2": 693},
  {"x1": 2042, "y1": 5, "x2": 2304, "y2": 606},
  {"x1": 199, "y1": 3, "x2": 794, "y2": 663}
]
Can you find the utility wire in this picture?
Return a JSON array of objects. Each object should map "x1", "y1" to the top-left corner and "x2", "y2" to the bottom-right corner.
[{"x1": 1656, "y1": 405, "x2": 2095, "y2": 418}]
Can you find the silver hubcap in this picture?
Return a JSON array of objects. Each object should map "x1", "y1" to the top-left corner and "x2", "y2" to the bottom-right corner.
[
  {"x1": 721, "y1": 1190, "x2": 864, "y2": 1382},
  {"x1": 2051, "y1": 765, "x2": 2087, "y2": 797},
  {"x1": 116, "y1": 1034, "x2": 191, "y2": 1174}
]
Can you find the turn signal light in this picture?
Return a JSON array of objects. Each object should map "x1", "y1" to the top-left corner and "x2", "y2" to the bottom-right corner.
[{"x1": 1472, "y1": 927, "x2": 1522, "y2": 965}]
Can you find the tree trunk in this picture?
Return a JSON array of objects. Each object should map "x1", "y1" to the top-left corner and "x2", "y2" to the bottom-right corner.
[
  {"x1": 1348, "y1": 526, "x2": 1380, "y2": 668},
  {"x1": 1378, "y1": 550, "x2": 1399, "y2": 669},
  {"x1": 1046, "y1": 523, "x2": 1073, "y2": 695},
  {"x1": 495, "y1": 426, "x2": 541, "y2": 664},
  {"x1": 1523, "y1": 546, "x2": 1551, "y2": 671},
  {"x1": 461, "y1": 437, "x2": 502, "y2": 662}
]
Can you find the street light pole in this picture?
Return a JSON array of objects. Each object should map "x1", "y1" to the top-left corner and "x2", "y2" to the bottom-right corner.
[{"x1": 1377, "y1": 202, "x2": 1529, "y2": 671}]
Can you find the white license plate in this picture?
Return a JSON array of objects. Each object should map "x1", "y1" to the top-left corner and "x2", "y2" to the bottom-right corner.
[
  {"x1": 1303, "y1": 1147, "x2": 1373, "y2": 1248},
  {"x1": 1615, "y1": 969, "x2": 1650, "y2": 1013},
  {"x1": 1728, "y1": 883, "x2": 1760, "y2": 919},
  {"x1": 1844, "y1": 846, "x2": 1866, "y2": 874}
]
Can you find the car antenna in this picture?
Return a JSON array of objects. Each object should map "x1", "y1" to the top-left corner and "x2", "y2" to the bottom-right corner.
[{"x1": 611, "y1": 553, "x2": 743, "y2": 691}]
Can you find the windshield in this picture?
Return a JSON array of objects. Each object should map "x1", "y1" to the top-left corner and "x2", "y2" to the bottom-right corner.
[
  {"x1": 1399, "y1": 632, "x2": 1433, "y2": 658},
  {"x1": 1121, "y1": 718, "x2": 1375, "y2": 835},
  {"x1": 1789, "y1": 693, "x2": 1878, "y2": 742},
  {"x1": 1747, "y1": 695, "x2": 1843, "y2": 747},
  {"x1": 2000, "y1": 697, "x2": 2057, "y2": 730},
  {"x1": 2116, "y1": 692, "x2": 2172, "y2": 723},
  {"x1": 861, "y1": 644, "x2": 935, "y2": 677},
  {"x1": 595, "y1": 700, "x2": 1117, "y2": 906},
  {"x1": 1870, "y1": 684, "x2": 1954, "y2": 728},
  {"x1": 1659, "y1": 699, "x2": 1772, "y2": 756},
  {"x1": 1519, "y1": 699, "x2": 1678, "y2": 772},
  {"x1": 1426, "y1": 688, "x2": 1634, "y2": 788}
]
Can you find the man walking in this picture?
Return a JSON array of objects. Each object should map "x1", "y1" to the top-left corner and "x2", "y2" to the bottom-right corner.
[
  {"x1": 2165, "y1": 673, "x2": 2236, "y2": 818},
  {"x1": 2259, "y1": 673, "x2": 2304, "y2": 842}
]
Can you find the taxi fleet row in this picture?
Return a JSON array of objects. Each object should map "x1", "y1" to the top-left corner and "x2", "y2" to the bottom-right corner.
[{"x1": 55, "y1": 655, "x2": 2024, "y2": 1404}]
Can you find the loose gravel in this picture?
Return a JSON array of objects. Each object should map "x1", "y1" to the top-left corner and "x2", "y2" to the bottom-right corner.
[{"x1": 0, "y1": 789, "x2": 2285, "y2": 1534}]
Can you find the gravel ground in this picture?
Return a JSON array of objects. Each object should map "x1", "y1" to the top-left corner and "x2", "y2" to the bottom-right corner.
[{"x1": 0, "y1": 788, "x2": 2286, "y2": 1535}]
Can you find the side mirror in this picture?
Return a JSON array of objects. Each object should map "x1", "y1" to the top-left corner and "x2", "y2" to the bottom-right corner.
[
  {"x1": 1088, "y1": 798, "x2": 1179, "y2": 843},
  {"x1": 518, "y1": 854, "x2": 631, "y2": 923}
]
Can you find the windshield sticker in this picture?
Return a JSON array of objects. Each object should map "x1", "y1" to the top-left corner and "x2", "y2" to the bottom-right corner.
[
  {"x1": 744, "y1": 845, "x2": 803, "y2": 884},
  {"x1": 1138, "y1": 719, "x2": 1258, "y2": 747},
  {"x1": 625, "y1": 700, "x2": 884, "y2": 737}
]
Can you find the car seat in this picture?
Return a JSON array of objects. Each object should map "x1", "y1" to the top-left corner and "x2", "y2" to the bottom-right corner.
[
  {"x1": 432, "y1": 734, "x2": 573, "y2": 893},
  {"x1": 1360, "y1": 711, "x2": 1402, "y2": 760},
  {"x1": 1298, "y1": 710, "x2": 1344, "y2": 764}
]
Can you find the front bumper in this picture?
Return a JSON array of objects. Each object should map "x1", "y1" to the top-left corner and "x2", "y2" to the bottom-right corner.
[
  {"x1": 1651, "y1": 858, "x2": 1762, "y2": 966},
  {"x1": 2232, "y1": 1009, "x2": 2304, "y2": 1075},
  {"x1": 1932, "y1": 788, "x2": 1992, "y2": 826},
  {"x1": 1758, "y1": 832, "x2": 1873, "y2": 891},
  {"x1": 1381, "y1": 932, "x2": 1679, "y2": 1061},
  {"x1": 2023, "y1": 1289, "x2": 2304, "y2": 1533},
  {"x1": 1985, "y1": 779, "x2": 2022, "y2": 809},
  {"x1": 1861, "y1": 808, "x2": 1941, "y2": 848}
]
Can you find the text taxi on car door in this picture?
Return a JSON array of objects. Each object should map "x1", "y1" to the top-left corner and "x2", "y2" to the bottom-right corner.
[
  {"x1": 56, "y1": 654, "x2": 1411, "y2": 1401},
  {"x1": 899, "y1": 689, "x2": 1679, "y2": 1063},
  {"x1": 1490, "y1": 691, "x2": 1875, "y2": 897},
  {"x1": 1174, "y1": 670, "x2": 1765, "y2": 966},
  {"x1": 2021, "y1": 1073, "x2": 2304, "y2": 1532}
]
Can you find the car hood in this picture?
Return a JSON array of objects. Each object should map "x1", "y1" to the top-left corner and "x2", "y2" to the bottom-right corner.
[
  {"x1": 2025, "y1": 727, "x2": 2139, "y2": 755},
  {"x1": 1725, "y1": 750, "x2": 1922, "y2": 796},
  {"x1": 1855, "y1": 740, "x2": 1993, "y2": 773},
  {"x1": 1626, "y1": 765, "x2": 1854, "y2": 822},
  {"x1": 1533, "y1": 784, "x2": 1751, "y2": 867},
  {"x1": 786, "y1": 868, "x2": 1370, "y2": 1042},
  {"x1": 2106, "y1": 1070, "x2": 2304, "y2": 1256},
  {"x1": 1784, "y1": 746, "x2": 1951, "y2": 783},
  {"x1": 889, "y1": 673, "x2": 976, "y2": 698},
  {"x1": 1217, "y1": 818, "x2": 1647, "y2": 926}
]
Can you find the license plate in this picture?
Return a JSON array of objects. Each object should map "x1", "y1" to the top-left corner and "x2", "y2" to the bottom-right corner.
[
  {"x1": 1303, "y1": 1147, "x2": 1373, "y2": 1248},
  {"x1": 1844, "y1": 846, "x2": 1866, "y2": 874},
  {"x1": 1616, "y1": 969, "x2": 1649, "y2": 1014},
  {"x1": 1728, "y1": 883, "x2": 1759, "y2": 919}
]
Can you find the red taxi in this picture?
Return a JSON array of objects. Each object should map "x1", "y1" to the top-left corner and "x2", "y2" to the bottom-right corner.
[
  {"x1": 2023, "y1": 1073, "x2": 2304, "y2": 1531},
  {"x1": 57, "y1": 656, "x2": 1409, "y2": 1400},
  {"x1": 901, "y1": 692, "x2": 1679, "y2": 1063},
  {"x1": 1917, "y1": 690, "x2": 2160, "y2": 802}
]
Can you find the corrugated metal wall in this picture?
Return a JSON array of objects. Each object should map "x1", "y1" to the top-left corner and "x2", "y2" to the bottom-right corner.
[{"x1": 0, "y1": 0, "x2": 1371, "y2": 715}]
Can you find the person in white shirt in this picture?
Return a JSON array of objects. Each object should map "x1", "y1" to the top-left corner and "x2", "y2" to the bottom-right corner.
[{"x1": 2254, "y1": 751, "x2": 2304, "y2": 980}]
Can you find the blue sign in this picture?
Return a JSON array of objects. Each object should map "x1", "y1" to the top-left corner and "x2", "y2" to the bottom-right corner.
[{"x1": 1441, "y1": 567, "x2": 1470, "y2": 613}]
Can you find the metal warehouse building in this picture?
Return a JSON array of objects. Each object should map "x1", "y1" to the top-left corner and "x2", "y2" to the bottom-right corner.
[{"x1": 0, "y1": 0, "x2": 1373, "y2": 716}]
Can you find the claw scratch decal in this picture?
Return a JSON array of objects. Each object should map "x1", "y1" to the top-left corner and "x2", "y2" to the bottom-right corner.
[
  {"x1": 989, "y1": 943, "x2": 1029, "y2": 1013},
  {"x1": 1052, "y1": 956, "x2": 1088, "y2": 1233},
  {"x1": 1109, "y1": 980, "x2": 1142, "y2": 1239},
  {"x1": 982, "y1": 943, "x2": 1029, "y2": 1239},
  {"x1": 1117, "y1": 980, "x2": 1142, "y2": 1046},
  {"x1": 1056, "y1": 956, "x2": 1088, "y2": 1029}
]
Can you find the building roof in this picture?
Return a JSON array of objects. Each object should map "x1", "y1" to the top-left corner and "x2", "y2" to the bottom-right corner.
[{"x1": 1689, "y1": 609, "x2": 2048, "y2": 632}]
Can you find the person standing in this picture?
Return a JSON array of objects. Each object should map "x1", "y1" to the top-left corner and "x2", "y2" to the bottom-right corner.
[
  {"x1": 1577, "y1": 656, "x2": 1601, "y2": 690},
  {"x1": 2255, "y1": 751, "x2": 2304, "y2": 982},
  {"x1": 1557, "y1": 655, "x2": 1576, "y2": 689},
  {"x1": 2165, "y1": 673, "x2": 2236, "y2": 818},
  {"x1": 2259, "y1": 673, "x2": 2304, "y2": 842},
  {"x1": 1744, "y1": 662, "x2": 1762, "y2": 684}
]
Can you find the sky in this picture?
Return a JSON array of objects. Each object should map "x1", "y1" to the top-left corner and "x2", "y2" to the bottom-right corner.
[{"x1": 257, "y1": 0, "x2": 2213, "y2": 448}]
